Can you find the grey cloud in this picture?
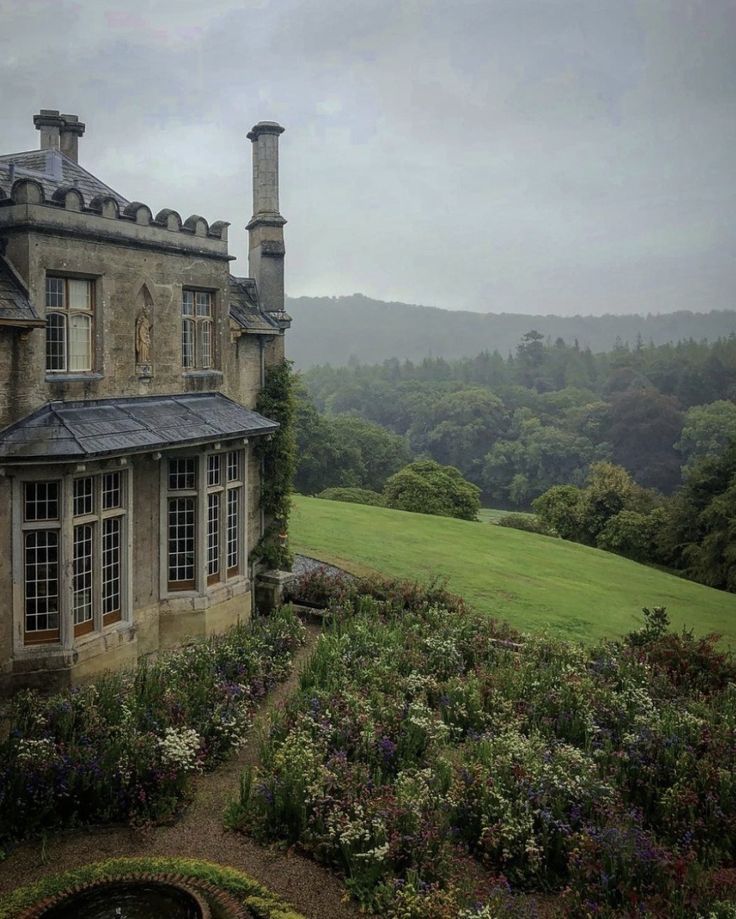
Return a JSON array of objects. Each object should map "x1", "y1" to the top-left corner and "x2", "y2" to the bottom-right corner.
[{"x1": 0, "y1": 0, "x2": 734, "y2": 314}]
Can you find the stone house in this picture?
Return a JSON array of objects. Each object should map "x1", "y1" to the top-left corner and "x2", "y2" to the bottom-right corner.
[{"x1": 0, "y1": 110, "x2": 290, "y2": 692}]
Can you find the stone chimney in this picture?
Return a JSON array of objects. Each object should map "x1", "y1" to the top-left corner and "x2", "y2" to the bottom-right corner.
[
  {"x1": 59, "y1": 114, "x2": 85, "y2": 163},
  {"x1": 33, "y1": 110, "x2": 85, "y2": 162},
  {"x1": 247, "y1": 121, "x2": 286, "y2": 314}
]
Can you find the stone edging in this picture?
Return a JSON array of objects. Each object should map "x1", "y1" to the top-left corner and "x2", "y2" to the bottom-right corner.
[{"x1": 17, "y1": 871, "x2": 253, "y2": 919}]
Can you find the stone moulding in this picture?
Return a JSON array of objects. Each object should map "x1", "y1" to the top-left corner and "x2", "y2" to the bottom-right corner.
[{"x1": 0, "y1": 178, "x2": 229, "y2": 242}]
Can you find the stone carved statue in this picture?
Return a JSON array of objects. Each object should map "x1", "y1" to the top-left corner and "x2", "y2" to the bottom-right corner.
[{"x1": 135, "y1": 311, "x2": 152, "y2": 365}]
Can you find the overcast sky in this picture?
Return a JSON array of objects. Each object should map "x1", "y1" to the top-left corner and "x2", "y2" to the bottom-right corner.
[{"x1": 1, "y1": 0, "x2": 735, "y2": 315}]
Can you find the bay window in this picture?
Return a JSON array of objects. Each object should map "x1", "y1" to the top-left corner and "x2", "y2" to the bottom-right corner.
[
  {"x1": 20, "y1": 471, "x2": 129, "y2": 646},
  {"x1": 165, "y1": 448, "x2": 245, "y2": 593}
]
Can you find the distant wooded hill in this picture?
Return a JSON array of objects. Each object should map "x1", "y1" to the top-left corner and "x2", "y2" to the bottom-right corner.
[{"x1": 285, "y1": 294, "x2": 736, "y2": 368}]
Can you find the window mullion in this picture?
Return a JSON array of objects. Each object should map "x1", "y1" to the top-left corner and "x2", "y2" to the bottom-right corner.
[
  {"x1": 196, "y1": 454, "x2": 207, "y2": 593},
  {"x1": 60, "y1": 476, "x2": 74, "y2": 650}
]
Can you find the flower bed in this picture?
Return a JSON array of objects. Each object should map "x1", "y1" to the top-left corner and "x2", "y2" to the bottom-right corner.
[
  {"x1": 0, "y1": 608, "x2": 305, "y2": 849},
  {"x1": 0, "y1": 857, "x2": 306, "y2": 919},
  {"x1": 229, "y1": 576, "x2": 736, "y2": 918}
]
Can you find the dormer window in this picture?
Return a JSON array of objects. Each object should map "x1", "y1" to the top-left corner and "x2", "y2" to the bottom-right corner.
[
  {"x1": 182, "y1": 289, "x2": 214, "y2": 370},
  {"x1": 45, "y1": 276, "x2": 94, "y2": 373}
]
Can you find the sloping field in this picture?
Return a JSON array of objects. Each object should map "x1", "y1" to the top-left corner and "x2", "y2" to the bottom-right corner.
[{"x1": 290, "y1": 496, "x2": 736, "y2": 644}]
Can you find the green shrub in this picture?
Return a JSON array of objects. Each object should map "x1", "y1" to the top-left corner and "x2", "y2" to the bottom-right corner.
[
  {"x1": 383, "y1": 460, "x2": 481, "y2": 521},
  {"x1": 595, "y1": 509, "x2": 656, "y2": 561},
  {"x1": 495, "y1": 512, "x2": 552, "y2": 535},
  {"x1": 533, "y1": 484, "x2": 584, "y2": 540},
  {"x1": 317, "y1": 486, "x2": 385, "y2": 506}
]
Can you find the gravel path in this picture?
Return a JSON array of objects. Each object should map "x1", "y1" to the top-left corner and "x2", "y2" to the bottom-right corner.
[
  {"x1": 0, "y1": 623, "x2": 365, "y2": 919},
  {"x1": 292, "y1": 554, "x2": 355, "y2": 580}
]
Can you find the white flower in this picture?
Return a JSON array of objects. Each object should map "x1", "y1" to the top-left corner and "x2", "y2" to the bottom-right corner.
[{"x1": 158, "y1": 726, "x2": 202, "y2": 772}]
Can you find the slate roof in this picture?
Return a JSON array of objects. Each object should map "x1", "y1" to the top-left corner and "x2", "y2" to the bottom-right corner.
[
  {"x1": 0, "y1": 149, "x2": 128, "y2": 206},
  {"x1": 0, "y1": 255, "x2": 43, "y2": 326},
  {"x1": 0, "y1": 393, "x2": 278, "y2": 462},
  {"x1": 229, "y1": 276, "x2": 281, "y2": 334}
]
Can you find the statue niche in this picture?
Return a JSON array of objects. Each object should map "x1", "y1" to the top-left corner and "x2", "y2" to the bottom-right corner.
[{"x1": 135, "y1": 284, "x2": 154, "y2": 378}]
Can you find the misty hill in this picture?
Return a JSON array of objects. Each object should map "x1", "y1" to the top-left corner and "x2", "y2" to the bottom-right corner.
[{"x1": 285, "y1": 294, "x2": 736, "y2": 368}]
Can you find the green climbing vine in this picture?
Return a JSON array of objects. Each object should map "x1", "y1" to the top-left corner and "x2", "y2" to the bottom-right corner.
[{"x1": 251, "y1": 359, "x2": 297, "y2": 570}]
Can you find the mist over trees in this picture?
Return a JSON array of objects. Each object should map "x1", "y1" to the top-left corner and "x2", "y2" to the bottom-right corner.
[
  {"x1": 286, "y1": 294, "x2": 736, "y2": 369},
  {"x1": 296, "y1": 333, "x2": 736, "y2": 505}
]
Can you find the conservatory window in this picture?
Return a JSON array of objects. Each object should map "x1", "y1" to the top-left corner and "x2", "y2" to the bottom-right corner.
[
  {"x1": 165, "y1": 449, "x2": 245, "y2": 593},
  {"x1": 21, "y1": 472, "x2": 128, "y2": 645}
]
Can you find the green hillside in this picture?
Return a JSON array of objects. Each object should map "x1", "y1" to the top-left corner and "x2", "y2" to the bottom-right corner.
[
  {"x1": 290, "y1": 496, "x2": 736, "y2": 645},
  {"x1": 286, "y1": 294, "x2": 736, "y2": 368}
]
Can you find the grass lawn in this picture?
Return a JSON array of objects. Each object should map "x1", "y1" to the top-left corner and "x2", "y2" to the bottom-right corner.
[{"x1": 290, "y1": 496, "x2": 736, "y2": 645}]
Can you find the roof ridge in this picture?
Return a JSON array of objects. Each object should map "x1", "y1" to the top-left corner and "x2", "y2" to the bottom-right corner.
[{"x1": 48, "y1": 402, "x2": 85, "y2": 453}]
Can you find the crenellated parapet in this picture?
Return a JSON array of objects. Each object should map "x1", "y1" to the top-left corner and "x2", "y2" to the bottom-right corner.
[{"x1": 0, "y1": 177, "x2": 230, "y2": 255}]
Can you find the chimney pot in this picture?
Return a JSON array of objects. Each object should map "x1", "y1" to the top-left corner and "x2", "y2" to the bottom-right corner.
[
  {"x1": 59, "y1": 114, "x2": 85, "y2": 163},
  {"x1": 33, "y1": 110, "x2": 85, "y2": 162},
  {"x1": 33, "y1": 109, "x2": 63, "y2": 151}
]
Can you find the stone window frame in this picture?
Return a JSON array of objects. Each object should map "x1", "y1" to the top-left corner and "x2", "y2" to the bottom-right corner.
[
  {"x1": 160, "y1": 444, "x2": 247, "y2": 600},
  {"x1": 181, "y1": 287, "x2": 216, "y2": 372},
  {"x1": 44, "y1": 274, "x2": 97, "y2": 374},
  {"x1": 11, "y1": 462, "x2": 133, "y2": 654}
]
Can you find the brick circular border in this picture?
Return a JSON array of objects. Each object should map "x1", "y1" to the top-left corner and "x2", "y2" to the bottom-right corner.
[{"x1": 17, "y1": 872, "x2": 253, "y2": 919}]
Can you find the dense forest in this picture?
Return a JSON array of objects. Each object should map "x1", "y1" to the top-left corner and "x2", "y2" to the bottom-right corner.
[
  {"x1": 286, "y1": 294, "x2": 736, "y2": 368},
  {"x1": 296, "y1": 332, "x2": 736, "y2": 506}
]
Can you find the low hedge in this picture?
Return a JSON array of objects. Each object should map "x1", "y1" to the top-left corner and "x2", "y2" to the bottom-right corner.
[{"x1": 0, "y1": 857, "x2": 306, "y2": 919}]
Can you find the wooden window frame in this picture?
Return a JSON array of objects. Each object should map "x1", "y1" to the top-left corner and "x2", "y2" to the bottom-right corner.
[
  {"x1": 181, "y1": 288, "x2": 215, "y2": 371},
  {"x1": 16, "y1": 470, "x2": 130, "y2": 649},
  {"x1": 162, "y1": 447, "x2": 247, "y2": 598},
  {"x1": 45, "y1": 275, "x2": 96, "y2": 374}
]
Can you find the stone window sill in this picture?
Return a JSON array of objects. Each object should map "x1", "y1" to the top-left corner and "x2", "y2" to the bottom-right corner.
[
  {"x1": 183, "y1": 370, "x2": 223, "y2": 379},
  {"x1": 46, "y1": 372, "x2": 104, "y2": 383}
]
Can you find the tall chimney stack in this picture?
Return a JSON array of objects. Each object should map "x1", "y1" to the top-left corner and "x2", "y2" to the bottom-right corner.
[
  {"x1": 247, "y1": 121, "x2": 286, "y2": 315},
  {"x1": 59, "y1": 114, "x2": 85, "y2": 163},
  {"x1": 33, "y1": 110, "x2": 64, "y2": 151},
  {"x1": 33, "y1": 110, "x2": 85, "y2": 162}
]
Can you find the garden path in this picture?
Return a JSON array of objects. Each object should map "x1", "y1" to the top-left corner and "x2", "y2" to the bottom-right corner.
[{"x1": 0, "y1": 622, "x2": 365, "y2": 919}]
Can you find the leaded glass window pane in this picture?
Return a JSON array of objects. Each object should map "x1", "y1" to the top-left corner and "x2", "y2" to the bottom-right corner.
[
  {"x1": 73, "y1": 477, "x2": 94, "y2": 517},
  {"x1": 24, "y1": 531, "x2": 60, "y2": 635},
  {"x1": 73, "y1": 524, "x2": 94, "y2": 626},
  {"x1": 168, "y1": 496, "x2": 195, "y2": 586},
  {"x1": 69, "y1": 313, "x2": 92, "y2": 371},
  {"x1": 46, "y1": 313, "x2": 67, "y2": 371},
  {"x1": 24, "y1": 481, "x2": 60, "y2": 522},
  {"x1": 168, "y1": 458, "x2": 197, "y2": 491}
]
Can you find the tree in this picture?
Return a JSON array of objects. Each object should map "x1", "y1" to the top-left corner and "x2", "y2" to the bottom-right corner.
[
  {"x1": 533, "y1": 485, "x2": 584, "y2": 540},
  {"x1": 666, "y1": 444, "x2": 736, "y2": 591},
  {"x1": 595, "y1": 510, "x2": 658, "y2": 562},
  {"x1": 604, "y1": 388, "x2": 684, "y2": 492},
  {"x1": 578, "y1": 462, "x2": 655, "y2": 543},
  {"x1": 676, "y1": 401, "x2": 736, "y2": 473},
  {"x1": 330, "y1": 416, "x2": 411, "y2": 492},
  {"x1": 383, "y1": 460, "x2": 481, "y2": 520},
  {"x1": 415, "y1": 388, "x2": 508, "y2": 480},
  {"x1": 482, "y1": 414, "x2": 597, "y2": 508}
]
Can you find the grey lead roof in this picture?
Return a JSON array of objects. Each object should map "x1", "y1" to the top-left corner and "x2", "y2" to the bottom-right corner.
[
  {"x1": 0, "y1": 149, "x2": 129, "y2": 206},
  {"x1": 229, "y1": 276, "x2": 281, "y2": 334},
  {"x1": 0, "y1": 255, "x2": 42, "y2": 325},
  {"x1": 0, "y1": 393, "x2": 278, "y2": 462}
]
